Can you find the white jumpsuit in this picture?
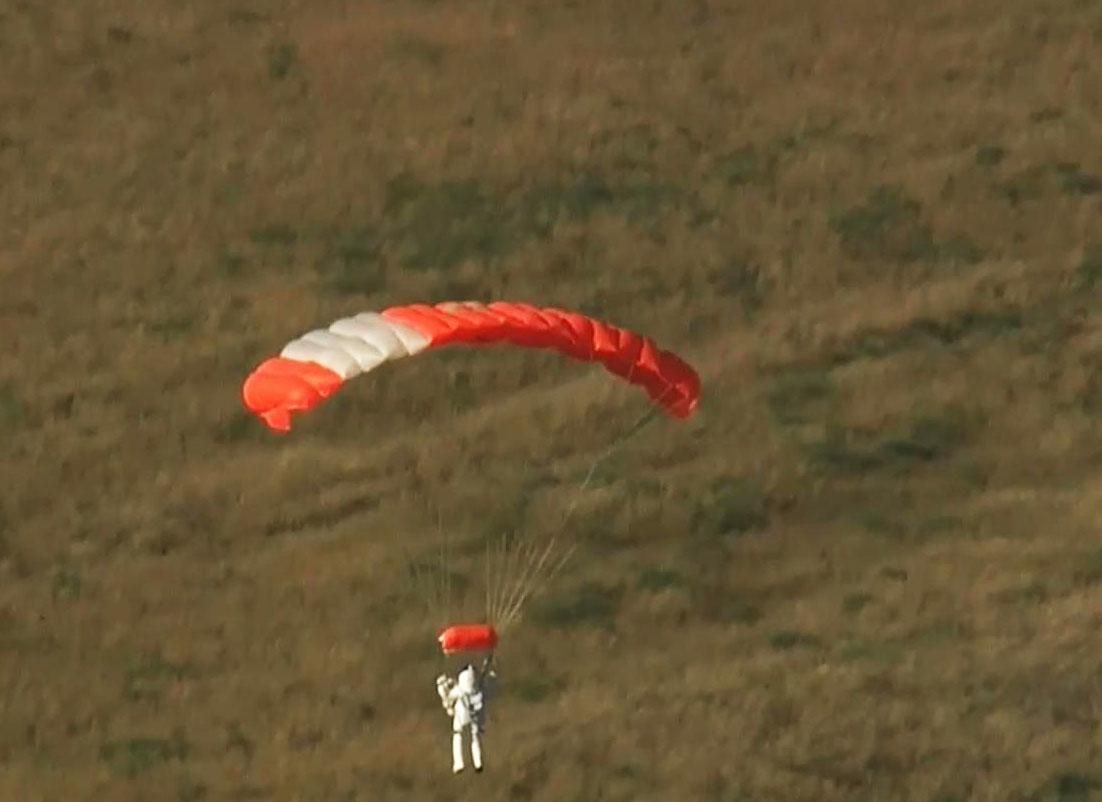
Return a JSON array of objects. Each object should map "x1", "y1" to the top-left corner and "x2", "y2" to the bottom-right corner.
[{"x1": 436, "y1": 664, "x2": 492, "y2": 773}]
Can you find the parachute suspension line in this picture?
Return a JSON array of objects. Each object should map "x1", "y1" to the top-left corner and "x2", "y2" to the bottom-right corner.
[
  {"x1": 408, "y1": 504, "x2": 451, "y2": 633},
  {"x1": 492, "y1": 528, "x2": 548, "y2": 631},
  {"x1": 435, "y1": 522, "x2": 448, "y2": 674},
  {"x1": 485, "y1": 529, "x2": 514, "y2": 627},
  {"x1": 484, "y1": 534, "x2": 492, "y2": 632},
  {"x1": 402, "y1": 509, "x2": 447, "y2": 631},
  {"x1": 495, "y1": 536, "x2": 575, "y2": 632},
  {"x1": 439, "y1": 509, "x2": 453, "y2": 624},
  {"x1": 558, "y1": 396, "x2": 666, "y2": 531},
  {"x1": 485, "y1": 534, "x2": 505, "y2": 626},
  {"x1": 484, "y1": 388, "x2": 672, "y2": 632},
  {"x1": 487, "y1": 526, "x2": 535, "y2": 629}
]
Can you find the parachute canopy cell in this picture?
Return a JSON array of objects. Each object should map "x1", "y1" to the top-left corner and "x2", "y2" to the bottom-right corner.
[
  {"x1": 241, "y1": 301, "x2": 701, "y2": 432},
  {"x1": 438, "y1": 624, "x2": 499, "y2": 655}
]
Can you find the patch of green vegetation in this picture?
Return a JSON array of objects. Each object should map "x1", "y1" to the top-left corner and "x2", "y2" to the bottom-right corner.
[
  {"x1": 859, "y1": 510, "x2": 910, "y2": 538},
  {"x1": 841, "y1": 622, "x2": 965, "y2": 663},
  {"x1": 807, "y1": 410, "x2": 968, "y2": 476},
  {"x1": 1026, "y1": 771, "x2": 1101, "y2": 802},
  {"x1": 217, "y1": 249, "x2": 247, "y2": 278},
  {"x1": 603, "y1": 123, "x2": 660, "y2": 171},
  {"x1": 124, "y1": 651, "x2": 197, "y2": 702},
  {"x1": 533, "y1": 582, "x2": 621, "y2": 630},
  {"x1": 1071, "y1": 549, "x2": 1102, "y2": 586},
  {"x1": 267, "y1": 42, "x2": 297, "y2": 80},
  {"x1": 707, "y1": 259, "x2": 770, "y2": 313},
  {"x1": 1074, "y1": 244, "x2": 1102, "y2": 289},
  {"x1": 473, "y1": 488, "x2": 534, "y2": 552},
  {"x1": 768, "y1": 630, "x2": 822, "y2": 650},
  {"x1": 229, "y1": 785, "x2": 274, "y2": 800},
  {"x1": 922, "y1": 515, "x2": 963, "y2": 535},
  {"x1": 837, "y1": 638, "x2": 904, "y2": 664},
  {"x1": 403, "y1": 559, "x2": 470, "y2": 605},
  {"x1": 997, "y1": 165, "x2": 1048, "y2": 206},
  {"x1": 997, "y1": 161, "x2": 1102, "y2": 206},
  {"x1": 381, "y1": 171, "x2": 678, "y2": 271},
  {"x1": 212, "y1": 411, "x2": 264, "y2": 444},
  {"x1": 933, "y1": 234, "x2": 984, "y2": 265},
  {"x1": 775, "y1": 119, "x2": 842, "y2": 152},
  {"x1": 249, "y1": 223, "x2": 298, "y2": 247},
  {"x1": 991, "y1": 581, "x2": 1048, "y2": 605},
  {"x1": 228, "y1": 9, "x2": 269, "y2": 25},
  {"x1": 842, "y1": 591, "x2": 874, "y2": 614},
  {"x1": 880, "y1": 566, "x2": 909, "y2": 582},
  {"x1": 717, "y1": 144, "x2": 777, "y2": 187},
  {"x1": 317, "y1": 225, "x2": 385, "y2": 293},
  {"x1": 1030, "y1": 107, "x2": 1064, "y2": 124},
  {"x1": 106, "y1": 26, "x2": 135, "y2": 45},
  {"x1": 52, "y1": 566, "x2": 82, "y2": 601},
  {"x1": 727, "y1": 600, "x2": 763, "y2": 625},
  {"x1": 388, "y1": 35, "x2": 444, "y2": 68},
  {"x1": 831, "y1": 185, "x2": 937, "y2": 262},
  {"x1": 100, "y1": 731, "x2": 189, "y2": 778},
  {"x1": 692, "y1": 476, "x2": 768, "y2": 537},
  {"x1": 693, "y1": 591, "x2": 762, "y2": 625},
  {"x1": 1052, "y1": 162, "x2": 1102, "y2": 196},
  {"x1": 611, "y1": 179, "x2": 674, "y2": 225},
  {"x1": 806, "y1": 427, "x2": 883, "y2": 472},
  {"x1": 263, "y1": 494, "x2": 380, "y2": 538},
  {"x1": 975, "y1": 144, "x2": 1006, "y2": 167},
  {"x1": 520, "y1": 172, "x2": 615, "y2": 230},
  {"x1": 862, "y1": 512, "x2": 965, "y2": 543},
  {"x1": 248, "y1": 172, "x2": 680, "y2": 287},
  {"x1": 910, "y1": 621, "x2": 966, "y2": 647},
  {"x1": 637, "y1": 567, "x2": 687, "y2": 592},
  {"x1": 225, "y1": 722, "x2": 255, "y2": 760},
  {"x1": 150, "y1": 313, "x2": 197, "y2": 342},
  {"x1": 288, "y1": 725, "x2": 323, "y2": 751},
  {"x1": 831, "y1": 185, "x2": 982, "y2": 266},
  {"x1": 508, "y1": 674, "x2": 566, "y2": 703},
  {"x1": 881, "y1": 414, "x2": 968, "y2": 462},
  {"x1": 384, "y1": 176, "x2": 516, "y2": 270},
  {"x1": 813, "y1": 309, "x2": 1023, "y2": 368},
  {"x1": 178, "y1": 775, "x2": 208, "y2": 802},
  {"x1": 766, "y1": 368, "x2": 835, "y2": 425},
  {"x1": 241, "y1": 224, "x2": 302, "y2": 271},
  {"x1": 0, "y1": 382, "x2": 26, "y2": 432}
]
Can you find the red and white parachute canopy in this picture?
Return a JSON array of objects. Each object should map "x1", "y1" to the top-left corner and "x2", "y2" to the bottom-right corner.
[{"x1": 242, "y1": 301, "x2": 701, "y2": 432}]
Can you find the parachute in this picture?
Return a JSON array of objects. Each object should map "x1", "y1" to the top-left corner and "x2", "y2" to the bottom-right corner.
[
  {"x1": 438, "y1": 624, "x2": 498, "y2": 655},
  {"x1": 241, "y1": 301, "x2": 700, "y2": 432},
  {"x1": 242, "y1": 300, "x2": 702, "y2": 661}
]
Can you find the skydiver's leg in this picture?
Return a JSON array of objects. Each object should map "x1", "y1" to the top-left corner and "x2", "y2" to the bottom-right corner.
[
  {"x1": 470, "y1": 722, "x2": 483, "y2": 771},
  {"x1": 452, "y1": 730, "x2": 464, "y2": 773}
]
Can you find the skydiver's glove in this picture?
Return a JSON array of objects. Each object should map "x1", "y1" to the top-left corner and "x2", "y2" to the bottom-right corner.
[{"x1": 436, "y1": 675, "x2": 455, "y2": 713}]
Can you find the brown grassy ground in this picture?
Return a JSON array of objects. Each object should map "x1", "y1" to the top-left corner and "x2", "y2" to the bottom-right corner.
[{"x1": 3, "y1": 0, "x2": 1102, "y2": 799}]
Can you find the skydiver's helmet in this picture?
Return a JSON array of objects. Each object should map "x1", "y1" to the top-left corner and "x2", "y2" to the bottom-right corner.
[{"x1": 457, "y1": 664, "x2": 477, "y2": 693}]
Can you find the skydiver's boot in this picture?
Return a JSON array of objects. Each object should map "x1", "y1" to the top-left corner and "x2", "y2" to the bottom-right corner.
[
  {"x1": 452, "y1": 733, "x2": 465, "y2": 774},
  {"x1": 470, "y1": 728, "x2": 483, "y2": 772}
]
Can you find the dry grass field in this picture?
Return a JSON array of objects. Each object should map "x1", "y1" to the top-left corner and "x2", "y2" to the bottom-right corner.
[{"x1": 3, "y1": 0, "x2": 1102, "y2": 799}]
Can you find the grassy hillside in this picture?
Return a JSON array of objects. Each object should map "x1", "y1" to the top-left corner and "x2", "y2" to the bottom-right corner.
[{"x1": 3, "y1": 0, "x2": 1102, "y2": 800}]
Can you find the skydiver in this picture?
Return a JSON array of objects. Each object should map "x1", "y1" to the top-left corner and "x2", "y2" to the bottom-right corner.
[{"x1": 435, "y1": 654, "x2": 496, "y2": 774}]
